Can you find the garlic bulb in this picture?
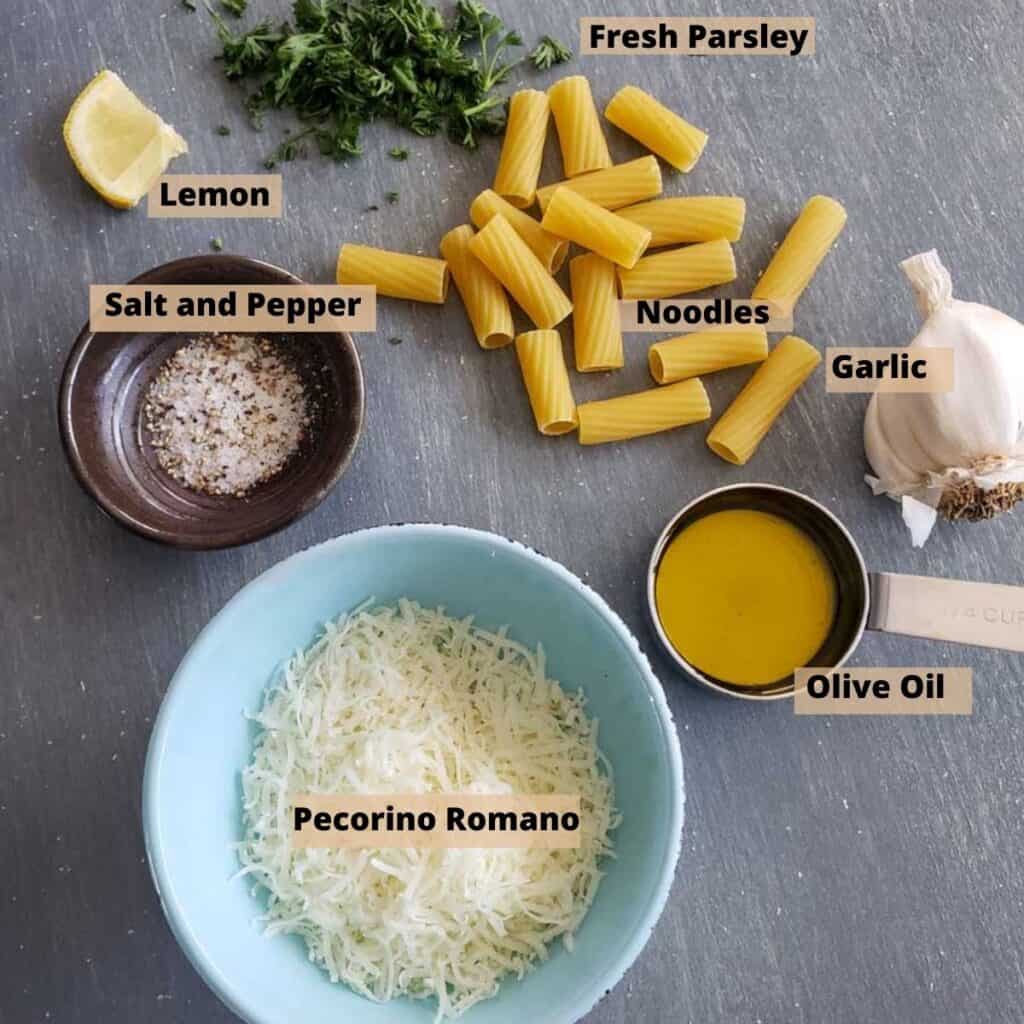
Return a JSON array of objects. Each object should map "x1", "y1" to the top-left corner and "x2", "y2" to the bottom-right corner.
[{"x1": 864, "y1": 250, "x2": 1024, "y2": 546}]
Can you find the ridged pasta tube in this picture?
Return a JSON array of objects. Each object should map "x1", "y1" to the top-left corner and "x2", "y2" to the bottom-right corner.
[
  {"x1": 618, "y1": 239, "x2": 736, "y2": 300},
  {"x1": 469, "y1": 189, "x2": 569, "y2": 274},
  {"x1": 548, "y1": 75, "x2": 612, "y2": 178},
  {"x1": 649, "y1": 327, "x2": 768, "y2": 384},
  {"x1": 605, "y1": 86, "x2": 707, "y2": 172},
  {"x1": 492, "y1": 89, "x2": 549, "y2": 208},
  {"x1": 336, "y1": 243, "x2": 448, "y2": 303},
  {"x1": 616, "y1": 197, "x2": 746, "y2": 247},
  {"x1": 515, "y1": 330, "x2": 577, "y2": 435},
  {"x1": 751, "y1": 195, "x2": 847, "y2": 316},
  {"x1": 439, "y1": 225, "x2": 514, "y2": 350},
  {"x1": 542, "y1": 188, "x2": 651, "y2": 269},
  {"x1": 577, "y1": 379, "x2": 710, "y2": 445},
  {"x1": 570, "y1": 254, "x2": 623, "y2": 372},
  {"x1": 706, "y1": 335, "x2": 821, "y2": 465},
  {"x1": 535, "y1": 156, "x2": 662, "y2": 214},
  {"x1": 468, "y1": 215, "x2": 572, "y2": 329}
]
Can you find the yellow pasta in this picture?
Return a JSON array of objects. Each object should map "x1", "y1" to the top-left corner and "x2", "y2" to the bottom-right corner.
[
  {"x1": 548, "y1": 75, "x2": 612, "y2": 178},
  {"x1": 469, "y1": 189, "x2": 569, "y2": 274},
  {"x1": 541, "y1": 187, "x2": 651, "y2": 270},
  {"x1": 577, "y1": 379, "x2": 710, "y2": 445},
  {"x1": 535, "y1": 156, "x2": 662, "y2": 214},
  {"x1": 751, "y1": 195, "x2": 847, "y2": 316},
  {"x1": 515, "y1": 330, "x2": 577, "y2": 435},
  {"x1": 336, "y1": 243, "x2": 448, "y2": 303},
  {"x1": 439, "y1": 225, "x2": 514, "y2": 350},
  {"x1": 569, "y1": 254, "x2": 622, "y2": 372},
  {"x1": 604, "y1": 85, "x2": 708, "y2": 172},
  {"x1": 492, "y1": 89, "x2": 549, "y2": 208},
  {"x1": 468, "y1": 214, "x2": 572, "y2": 329},
  {"x1": 649, "y1": 327, "x2": 768, "y2": 384},
  {"x1": 706, "y1": 335, "x2": 821, "y2": 465},
  {"x1": 616, "y1": 196, "x2": 746, "y2": 247},
  {"x1": 618, "y1": 239, "x2": 736, "y2": 300}
]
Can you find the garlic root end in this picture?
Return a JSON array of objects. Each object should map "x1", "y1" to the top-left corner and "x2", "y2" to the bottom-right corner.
[{"x1": 939, "y1": 480, "x2": 1024, "y2": 522}]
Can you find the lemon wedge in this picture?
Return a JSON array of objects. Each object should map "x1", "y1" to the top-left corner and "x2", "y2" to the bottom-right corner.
[{"x1": 63, "y1": 70, "x2": 188, "y2": 209}]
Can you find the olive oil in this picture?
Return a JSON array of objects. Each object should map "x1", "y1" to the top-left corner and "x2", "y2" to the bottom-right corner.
[{"x1": 655, "y1": 509, "x2": 837, "y2": 686}]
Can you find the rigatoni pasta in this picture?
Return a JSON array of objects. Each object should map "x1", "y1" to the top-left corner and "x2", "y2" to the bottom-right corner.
[
  {"x1": 605, "y1": 86, "x2": 708, "y2": 172},
  {"x1": 469, "y1": 189, "x2": 569, "y2": 274},
  {"x1": 649, "y1": 327, "x2": 768, "y2": 384},
  {"x1": 515, "y1": 330, "x2": 577, "y2": 435},
  {"x1": 616, "y1": 197, "x2": 746, "y2": 247},
  {"x1": 618, "y1": 239, "x2": 736, "y2": 299},
  {"x1": 548, "y1": 75, "x2": 612, "y2": 178},
  {"x1": 336, "y1": 243, "x2": 448, "y2": 303},
  {"x1": 751, "y1": 195, "x2": 847, "y2": 316},
  {"x1": 492, "y1": 89, "x2": 549, "y2": 208},
  {"x1": 439, "y1": 225, "x2": 513, "y2": 350},
  {"x1": 577, "y1": 379, "x2": 711, "y2": 445},
  {"x1": 468, "y1": 215, "x2": 572, "y2": 329},
  {"x1": 535, "y1": 156, "x2": 662, "y2": 214},
  {"x1": 541, "y1": 188, "x2": 651, "y2": 269},
  {"x1": 706, "y1": 335, "x2": 821, "y2": 465},
  {"x1": 569, "y1": 254, "x2": 622, "y2": 372}
]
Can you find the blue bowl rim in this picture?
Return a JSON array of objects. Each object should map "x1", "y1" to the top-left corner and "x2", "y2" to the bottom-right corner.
[{"x1": 142, "y1": 522, "x2": 685, "y2": 1024}]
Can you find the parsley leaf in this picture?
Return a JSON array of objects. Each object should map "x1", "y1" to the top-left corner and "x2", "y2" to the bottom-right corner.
[
  {"x1": 530, "y1": 35, "x2": 571, "y2": 70},
  {"x1": 388, "y1": 147, "x2": 409, "y2": 161},
  {"x1": 385, "y1": 190, "x2": 399, "y2": 204},
  {"x1": 220, "y1": 0, "x2": 247, "y2": 15},
  {"x1": 209, "y1": 0, "x2": 536, "y2": 161}
]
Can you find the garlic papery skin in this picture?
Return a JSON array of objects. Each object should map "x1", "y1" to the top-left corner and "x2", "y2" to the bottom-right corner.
[{"x1": 864, "y1": 250, "x2": 1024, "y2": 546}]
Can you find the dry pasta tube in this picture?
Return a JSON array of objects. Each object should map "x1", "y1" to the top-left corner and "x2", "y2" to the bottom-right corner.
[
  {"x1": 468, "y1": 214, "x2": 572, "y2": 329},
  {"x1": 535, "y1": 156, "x2": 662, "y2": 214},
  {"x1": 336, "y1": 243, "x2": 448, "y2": 303},
  {"x1": 605, "y1": 86, "x2": 708, "y2": 172},
  {"x1": 542, "y1": 187, "x2": 651, "y2": 269},
  {"x1": 577, "y1": 379, "x2": 710, "y2": 445},
  {"x1": 616, "y1": 196, "x2": 746, "y2": 247},
  {"x1": 469, "y1": 189, "x2": 569, "y2": 274},
  {"x1": 548, "y1": 75, "x2": 612, "y2": 178},
  {"x1": 439, "y1": 225, "x2": 514, "y2": 350},
  {"x1": 492, "y1": 89, "x2": 549, "y2": 208},
  {"x1": 515, "y1": 330, "x2": 577, "y2": 435},
  {"x1": 751, "y1": 195, "x2": 847, "y2": 316},
  {"x1": 618, "y1": 239, "x2": 736, "y2": 300},
  {"x1": 706, "y1": 335, "x2": 821, "y2": 465},
  {"x1": 570, "y1": 254, "x2": 622, "y2": 372},
  {"x1": 649, "y1": 327, "x2": 768, "y2": 384}
]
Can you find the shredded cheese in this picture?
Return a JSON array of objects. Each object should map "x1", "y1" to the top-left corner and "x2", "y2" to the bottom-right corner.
[{"x1": 238, "y1": 599, "x2": 617, "y2": 1020}]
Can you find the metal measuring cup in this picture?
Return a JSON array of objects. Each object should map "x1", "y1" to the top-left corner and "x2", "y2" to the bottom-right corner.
[{"x1": 646, "y1": 483, "x2": 1024, "y2": 701}]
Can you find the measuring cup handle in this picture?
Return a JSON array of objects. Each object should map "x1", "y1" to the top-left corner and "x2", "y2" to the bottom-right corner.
[{"x1": 867, "y1": 572, "x2": 1024, "y2": 653}]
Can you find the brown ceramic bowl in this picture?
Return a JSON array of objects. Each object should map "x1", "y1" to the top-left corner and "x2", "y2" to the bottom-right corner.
[{"x1": 58, "y1": 255, "x2": 364, "y2": 549}]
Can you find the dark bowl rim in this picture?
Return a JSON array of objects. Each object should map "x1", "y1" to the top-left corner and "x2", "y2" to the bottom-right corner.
[{"x1": 57, "y1": 253, "x2": 365, "y2": 551}]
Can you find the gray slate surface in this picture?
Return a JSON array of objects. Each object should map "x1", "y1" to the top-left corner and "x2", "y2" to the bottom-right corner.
[{"x1": 3, "y1": 1, "x2": 1024, "y2": 1022}]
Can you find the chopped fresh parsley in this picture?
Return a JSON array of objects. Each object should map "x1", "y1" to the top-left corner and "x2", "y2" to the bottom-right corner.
[
  {"x1": 387, "y1": 336, "x2": 404, "y2": 345},
  {"x1": 385, "y1": 190, "x2": 399, "y2": 204},
  {"x1": 388, "y1": 147, "x2": 409, "y2": 161},
  {"x1": 182, "y1": 0, "x2": 198, "y2": 11},
  {"x1": 220, "y1": 0, "x2": 247, "y2": 15},
  {"x1": 529, "y1": 35, "x2": 571, "y2": 70},
  {"x1": 209, "y1": 0, "x2": 539, "y2": 162},
  {"x1": 211, "y1": 237, "x2": 224, "y2": 251},
  {"x1": 215, "y1": 123, "x2": 231, "y2": 135}
]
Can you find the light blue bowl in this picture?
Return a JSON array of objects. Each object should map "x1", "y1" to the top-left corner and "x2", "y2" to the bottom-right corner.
[{"x1": 143, "y1": 524, "x2": 684, "y2": 1024}]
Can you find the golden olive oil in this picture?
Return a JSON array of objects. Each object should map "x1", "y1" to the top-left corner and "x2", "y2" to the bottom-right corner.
[{"x1": 655, "y1": 509, "x2": 837, "y2": 687}]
